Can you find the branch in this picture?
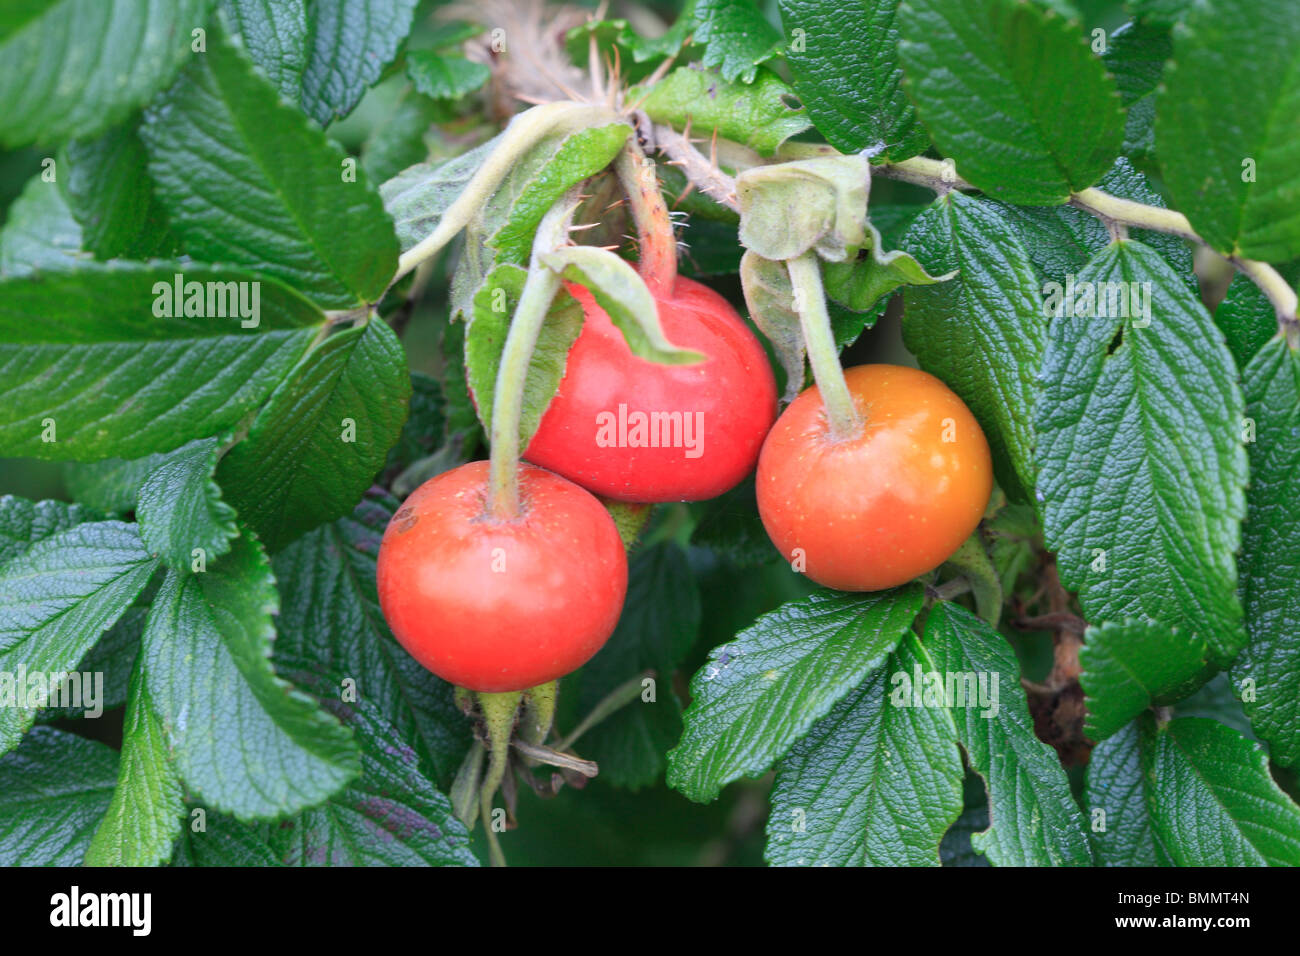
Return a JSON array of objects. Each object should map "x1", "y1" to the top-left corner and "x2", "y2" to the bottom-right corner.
[
  {"x1": 873, "y1": 156, "x2": 1300, "y2": 334},
  {"x1": 650, "y1": 121, "x2": 739, "y2": 211}
]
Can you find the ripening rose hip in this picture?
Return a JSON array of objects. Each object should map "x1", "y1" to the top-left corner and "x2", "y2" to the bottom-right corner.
[{"x1": 756, "y1": 364, "x2": 993, "y2": 592}]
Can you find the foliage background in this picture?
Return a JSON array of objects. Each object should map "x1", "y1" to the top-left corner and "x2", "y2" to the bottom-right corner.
[{"x1": 1, "y1": 0, "x2": 1297, "y2": 867}]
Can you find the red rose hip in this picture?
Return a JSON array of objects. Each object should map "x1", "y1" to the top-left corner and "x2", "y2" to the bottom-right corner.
[{"x1": 376, "y1": 460, "x2": 628, "y2": 691}]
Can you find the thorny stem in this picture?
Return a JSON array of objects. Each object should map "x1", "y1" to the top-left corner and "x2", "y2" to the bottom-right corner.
[
  {"x1": 485, "y1": 194, "x2": 577, "y2": 519},
  {"x1": 614, "y1": 138, "x2": 677, "y2": 295},
  {"x1": 651, "y1": 122, "x2": 740, "y2": 211},
  {"x1": 871, "y1": 155, "x2": 1300, "y2": 335},
  {"x1": 786, "y1": 252, "x2": 862, "y2": 440}
]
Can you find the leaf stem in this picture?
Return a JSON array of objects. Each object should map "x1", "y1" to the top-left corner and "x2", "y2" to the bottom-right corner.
[
  {"x1": 614, "y1": 138, "x2": 677, "y2": 296},
  {"x1": 871, "y1": 155, "x2": 1300, "y2": 333},
  {"x1": 786, "y1": 252, "x2": 862, "y2": 440}
]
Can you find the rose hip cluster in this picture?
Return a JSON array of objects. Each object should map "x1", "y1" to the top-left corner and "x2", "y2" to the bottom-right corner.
[{"x1": 377, "y1": 273, "x2": 990, "y2": 694}]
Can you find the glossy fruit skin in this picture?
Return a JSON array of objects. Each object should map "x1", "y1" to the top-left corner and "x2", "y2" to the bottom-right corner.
[
  {"x1": 756, "y1": 364, "x2": 993, "y2": 592},
  {"x1": 524, "y1": 277, "x2": 777, "y2": 502},
  {"x1": 376, "y1": 461, "x2": 627, "y2": 692}
]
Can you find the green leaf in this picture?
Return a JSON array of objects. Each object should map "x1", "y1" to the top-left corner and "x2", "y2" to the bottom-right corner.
[
  {"x1": 0, "y1": 1, "x2": 60, "y2": 43},
  {"x1": 1231, "y1": 338, "x2": 1300, "y2": 766},
  {"x1": 0, "y1": 174, "x2": 86, "y2": 278},
  {"x1": 1155, "y1": 0, "x2": 1300, "y2": 261},
  {"x1": 0, "y1": 0, "x2": 214, "y2": 147},
  {"x1": 487, "y1": 123, "x2": 631, "y2": 266},
  {"x1": 689, "y1": 477, "x2": 777, "y2": 568},
  {"x1": 1129, "y1": 0, "x2": 1193, "y2": 26},
  {"x1": 0, "y1": 262, "x2": 322, "y2": 460},
  {"x1": 380, "y1": 135, "x2": 501, "y2": 253},
  {"x1": 541, "y1": 246, "x2": 704, "y2": 364},
  {"x1": 1036, "y1": 240, "x2": 1247, "y2": 665},
  {"x1": 1103, "y1": 20, "x2": 1170, "y2": 162},
  {"x1": 1079, "y1": 620, "x2": 1209, "y2": 742},
  {"x1": 668, "y1": 585, "x2": 924, "y2": 803},
  {"x1": 635, "y1": 66, "x2": 812, "y2": 157},
  {"x1": 765, "y1": 631, "x2": 963, "y2": 866},
  {"x1": 266, "y1": 663, "x2": 478, "y2": 865},
  {"x1": 1141, "y1": 716, "x2": 1300, "y2": 865},
  {"x1": 173, "y1": 812, "x2": 280, "y2": 865},
  {"x1": 447, "y1": 118, "x2": 634, "y2": 322},
  {"x1": 217, "y1": 318, "x2": 410, "y2": 553},
  {"x1": 0, "y1": 495, "x2": 98, "y2": 567},
  {"x1": 64, "y1": 452, "x2": 175, "y2": 514},
  {"x1": 63, "y1": 117, "x2": 180, "y2": 260},
  {"x1": 777, "y1": 0, "x2": 928, "y2": 160},
  {"x1": 222, "y1": 0, "x2": 309, "y2": 103},
  {"x1": 272, "y1": 492, "x2": 471, "y2": 786},
  {"x1": 937, "y1": 772, "x2": 996, "y2": 867},
  {"x1": 84, "y1": 659, "x2": 185, "y2": 866},
  {"x1": 0, "y1": 727, "x2": 118, "y2": 865},
  {"x1": 300, "y1": 0, "x2": 418, "y2": 126},
  {"x1": 900, "y1": 192, "x2": 1047, "y2": 502},
  {"x1": 141, "y1": 24, "x2": 399, "y2": 308},
  {"x1": 736, "y1": 154, "x2": 868, "y2": 262},
  {"x1": 823, "y1": 222, "x2": 952, "y2": 315},
  {"x1": 0, "y1": 519, "x2": 157, "y2": 755},
  {"x1": 983, "y1": 501, "x2": 1039, "y2": 596},
  {"x1": 923, "y1": 601, "x2": 1093, "y2": 866},
  {"x1": 1084, "y1": 719, "x2": 1170, "y2": 866},
  {"x1": 464, "y1": 263, "x2": 583, "y2": 448},
  {"x1": 574, "y1": 543, "x2": 701, "y2": 789},
  {"x1": 405, "y1": 51, "x2": 489, "y2": 101},
  {"x1": 39, "y1": 603, "x2": 143, "y2": 721},
  {"x1": 739, "y1": 252, "x2": 803, "y2": 402},
  {"x1": 993, "y1": 158, "x2": 1195, "y2": 291},
  {"x1": 136, "y1": 437, "x2": 239, "y2": 570},
  {"x1": 897, "y1": 0, "x2": 1124, "y2": 204},
  {"x1": 694, "y1": 0, "x2": 784, "y2": 84},
  {"x1": 565, "y1": 10, "x2": 695, "y2": 81},
  {"x1": 142, "y1": 532, "x2": 360, "y2": 819},
  {"x1": 361, "y1": 87, "x2": 444, "y2": 184},
  {"x1": 384, "y1": 371, "x2": 446, "y2": 476},
  {"x1": 1173, "y1": 672, "x2": 1253, "y2": 738}
]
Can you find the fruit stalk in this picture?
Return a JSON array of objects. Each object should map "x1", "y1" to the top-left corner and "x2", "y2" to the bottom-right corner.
[
  {"x1": 786, "y1": 252, "x2": 862, "y2": 440},
  {"x1": 486, "y1": 194, "x2": 577, "y2": 518},
  {"x1": 614, "y1": 139, "x2": 677, "y2": 296}
]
